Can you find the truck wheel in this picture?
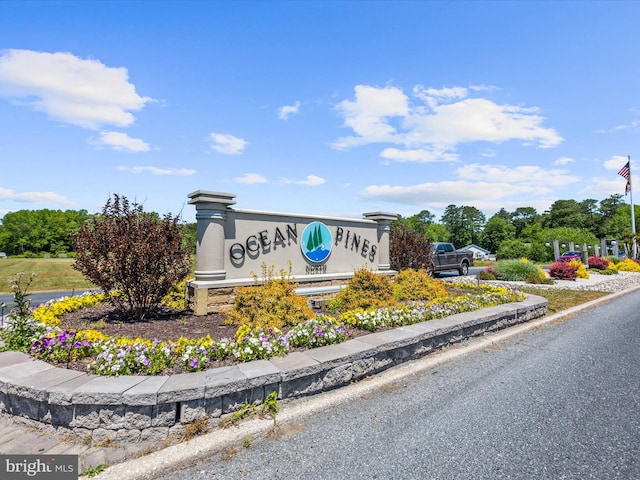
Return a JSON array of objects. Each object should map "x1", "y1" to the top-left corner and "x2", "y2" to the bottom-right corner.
[{"x1": 458, "y1": 262, "x2": 469, "y2": 276}]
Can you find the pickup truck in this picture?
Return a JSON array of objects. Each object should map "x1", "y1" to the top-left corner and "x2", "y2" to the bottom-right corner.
[{"x1": 431, "y1": 242, "x2": 474, "y2": 276}]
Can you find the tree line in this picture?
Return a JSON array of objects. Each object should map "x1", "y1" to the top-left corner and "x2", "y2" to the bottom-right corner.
[
  {"x1": 0, "y1": 208, "x2": 196, "y2": 256},
  {"x1": 393, "y1": 194, "x2": 639, "y2": 261}
]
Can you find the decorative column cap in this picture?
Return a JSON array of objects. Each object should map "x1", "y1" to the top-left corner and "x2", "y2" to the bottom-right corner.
[
  {"x1": 363, "y1": 212, "x2": 398, "y2": 222},
  {"x1": 188, "y1": 190, "x2": 236, "y2": 207}
]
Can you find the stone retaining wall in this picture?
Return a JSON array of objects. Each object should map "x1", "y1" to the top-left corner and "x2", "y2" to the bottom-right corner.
[{"x1": 0, "y1": 295, "x2": 547, "y2": 443}]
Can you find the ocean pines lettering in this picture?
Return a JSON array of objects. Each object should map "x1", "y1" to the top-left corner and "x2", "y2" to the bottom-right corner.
[
  {"x1": 230, "y1": 224, "x2": 298, "y2": 262},
  {"x1": 334, "y1": 227, "x2": 377, "y2": 262}
]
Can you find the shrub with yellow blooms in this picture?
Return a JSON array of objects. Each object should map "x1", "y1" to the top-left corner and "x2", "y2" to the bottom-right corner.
[
  {"x1": 613, "y1": 258, "x2": 640, "y2": 272},
  {"x1": 392, "y1": 268, "x2": 448, "y2": 301},
  {"x1": 225, "y1": 264, "x2": 314, "y2": 331},
  {"x1": 568, "y1": 259, "x2": 590, "y2": 279}
]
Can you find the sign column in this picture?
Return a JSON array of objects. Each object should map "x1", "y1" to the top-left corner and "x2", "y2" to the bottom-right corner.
[
  {"x1": 363, "y1": 211, "x2": 398, "y2": 271},
  {"x1": 188, "y1": 190, "x2": 236, "y2": 281}
]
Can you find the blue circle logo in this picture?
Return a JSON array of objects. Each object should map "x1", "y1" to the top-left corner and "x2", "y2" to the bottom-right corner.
[{"x1": 301, "y1": 222, "x2": 332, "y2": 263}]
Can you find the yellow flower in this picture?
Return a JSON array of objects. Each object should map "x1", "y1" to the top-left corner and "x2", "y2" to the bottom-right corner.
[
  {"x1": 613, "y1": 258, "x2": 640, "y2": 272},
  {"x1": 568, "y1": 260, "x2": 590, "y2": 279},
  {"x1": 77, "y1": 329, "x2": 109, "y2": 343},
  {"x1": 32, "y1": 293, "x2": 105, "y2": 326}
]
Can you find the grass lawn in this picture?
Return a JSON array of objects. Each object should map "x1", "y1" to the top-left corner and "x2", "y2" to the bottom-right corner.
[
  {"x1": 520, "y1": 287, "x2": 609, "y2": 315},
  {"x1": 0, "y1": 258, "x2": 95, "y2": 294}
]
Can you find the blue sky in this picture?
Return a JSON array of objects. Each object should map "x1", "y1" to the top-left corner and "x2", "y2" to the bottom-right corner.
[{"x1": 1, "y1": 1, "x2": 639, "y2": 223}]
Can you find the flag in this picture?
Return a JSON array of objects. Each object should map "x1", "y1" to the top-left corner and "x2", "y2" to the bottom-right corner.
[
  {"x1": 619, "y1": 161, "x2": 631, "y2": 195},
  {"x1": 618, "y1": 161, "x2": 631, "y2": 180}
]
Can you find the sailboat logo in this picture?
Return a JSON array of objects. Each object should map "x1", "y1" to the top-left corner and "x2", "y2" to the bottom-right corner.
[{"x1": 301, "y1": 221, "x2": 332, "y2": 263}]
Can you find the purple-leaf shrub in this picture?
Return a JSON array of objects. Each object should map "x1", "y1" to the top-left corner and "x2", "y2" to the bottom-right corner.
[
  {"x1": 548, "y1": 261, "x2": 578, "y2": 280},
  {"x1": 588, "y1": 256, "x2": 610, "y2": 270}
]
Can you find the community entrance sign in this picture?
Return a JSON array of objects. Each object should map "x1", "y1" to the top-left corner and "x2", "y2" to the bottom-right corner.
[{"x1": 186, "y1": 190, "x2": 397, "y2": 315}]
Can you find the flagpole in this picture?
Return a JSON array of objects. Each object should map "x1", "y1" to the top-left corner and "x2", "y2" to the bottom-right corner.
[{"x1": 629, "y1": 155, "x2": 637, "y2": 258}]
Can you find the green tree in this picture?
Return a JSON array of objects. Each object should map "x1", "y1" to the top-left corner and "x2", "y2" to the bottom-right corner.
[
  {"x1": 181, "y1": 222, "x2": 197, "y2": 254},
  {"x1": 599, "y1": 194, "x2": 626, "y2": 219},
  {"x1": 496, "y1": 239, "x2": 531, "y2": 260},
  {"x1": 606, "y1": 205, "x2": 634, "y2": 239},
  {"x1": 425, "y1": 223, "x2": 450, "y2": 242},
  {"x1": 393, "y1": 210, "x2": 435, "y2": 236},
  {"x1": 72, "y1": 194, "x2": 191, "y2": 321},
  {"x1": 463, "y1": 206, "x2": 486, "y2": 245},
  {"x1": 406, "y1": 209, "x2": 435, "y2": 235},
  {"x1": 542, "y1": 199, "x2": 586, "y2": 230},
  {"x1": 510, "y1": 207, "x2": 541, "y2": 237},
  {"x1": 539, "y1": 227, "x2": 598, "y2": 246},
  {"x1": 519, "y1": 222, "x2": 543, "y2": 243},
  {"x1": 441, "y1": 205, "x2": 485, "y2": 247},
  {"x1": 0, "y1": 210, "x2": 36, "y2": 253},
  {"x1": 480, "y1": 216, "x2": 516, "y2": 253},
  {"x1": 493, "y1": 208, "x2": 511, "y2": 222},
  {"x1": 0, "y1": 209, "x2": 90, "y2": 255},
  {"x1": 579, "y1": 198, "x2": 601, "y2": 236}
]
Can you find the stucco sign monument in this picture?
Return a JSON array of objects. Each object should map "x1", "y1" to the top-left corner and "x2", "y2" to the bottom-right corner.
[{"x1": 186, "y1": 190, "x2": 398, "y2": 315}]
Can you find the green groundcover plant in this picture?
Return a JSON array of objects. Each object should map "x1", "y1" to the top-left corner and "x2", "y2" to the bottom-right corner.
[{"x1": 1, "y1": 275, "x2": 525, "y2": 377}]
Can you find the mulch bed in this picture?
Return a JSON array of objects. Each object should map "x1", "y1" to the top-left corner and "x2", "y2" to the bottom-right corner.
[{"x1": 59, "y1": 304, "x2": 239, "y2": 343}]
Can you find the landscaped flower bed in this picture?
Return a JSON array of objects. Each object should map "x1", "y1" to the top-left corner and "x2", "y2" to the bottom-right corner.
[{"x1": 1, "y1": 282, "x2": 526, "y2": 377}]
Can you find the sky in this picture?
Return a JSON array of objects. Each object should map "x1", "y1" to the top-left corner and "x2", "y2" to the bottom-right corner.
[{"x1": 1, "y1": 0, "x2": 639, "y2": 224}]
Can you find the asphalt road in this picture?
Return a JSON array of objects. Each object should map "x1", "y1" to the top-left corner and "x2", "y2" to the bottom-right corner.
[{"x1": 157, "y1": 289, "x2": 640, "y2": 480}]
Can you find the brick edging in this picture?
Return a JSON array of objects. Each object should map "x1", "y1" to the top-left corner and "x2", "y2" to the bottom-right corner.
[{"x1": 0, "y1": 295, "x2": 547, "y2": 444}]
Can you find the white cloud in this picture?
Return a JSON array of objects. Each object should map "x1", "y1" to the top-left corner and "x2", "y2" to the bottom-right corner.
[
  {"x1": 0, "y1": 187, "x2": 74, "y2": 205},
  {"x1": 413, "y1": 85, "x2": 468, "y2": 108},
  {"x1": 0, "y1": 49, "x2": 152, "y2": 129},
  {"x1": 405, "y1": 98, "x2": 562, "y2": 148},
  {"x1": 579, "y1": 178, "x2": 629, "y2": 197},
  {"x1": 332, "y1": 84, "x2": 562, "y2": 158},
  {"x1": 209, "y1": 132, "x2": 248, "y2": 155},
  {"x1": 360, "y1": 162, "x2": 582, "y2": 214},
  {"x1": 92, "y1": 131, "x2": 151, "y2": 152},
  {"x1": 361, "y1": 180, "x2": 535, "y2": 206},
  {"x1": 604, "y1": 155, "x2": 631, "y2": 171},
  {"x1": 597, "y1": 120, "x2": 640, "y2": 133},
  {"x1": 297, "y1": 175, "x2": 325, "y2": 186},
  {"x1": 555, "y1": 156, "x2": 575, "y2": 165},
  {"x1": 469, "y1": 84, "x2": 499, "y2": 93},
  {"x1": 332, "y1": 85, "x2": 409, "y2": 150},
  {"x1": 458, "y1": 163, "x2": 580, "y2": 188},
  {"x1": 380, "y1": 148, "x2": 457, "y2": 163},
  {"x1": 278, "y1": 101, "x2": 300, "y2": 120},
  {"x1": 234, "y1": 173, "x2": 267, "y2": 184},
  {"x1": 116, "y1": 166, "x2": 195, "y2": 175},
  {"x1": 279, "y1": 175, "x2": 325, "y2": 186}
]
